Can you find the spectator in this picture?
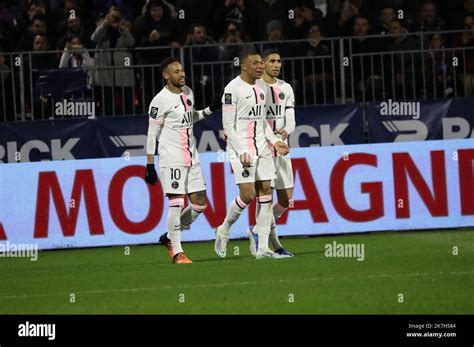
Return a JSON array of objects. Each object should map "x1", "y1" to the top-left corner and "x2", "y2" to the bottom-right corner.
[
  {"x1": 267, "y1": 19, "x2": 284, "y2": 41},
  {"x1": 30, "y1": 34, "x2": 57, "y2": 118},
  {"x1": 184, "y1": 23, "x2": 218, "y2": 60},
  {"x1": 59, "y1": 35, "x2": 94, "y2": 84},
  {"x1": 218, "y1": 22, "x2": 253, "y2": 61},
  {"x1": 218, "y1": 22, "x2": 254, "y2": 84},
  {"x1": 31, "y1": 34, "x2": 56, "y2": 70},
  {"x1": 175, "y1": 0, "x2": 219, "y2": 43},
  {"x1": 422, "y1": 33, "x2": 454, "y2": 98},
  {"x1": 133, "y1": 0, "x2": 178, "y2": 51},
  {"x1": 253, "y1": 0, "x2": 294, "y2": 41},
  {"x1": 449, "y1": 0, "x2": 474, "y2": 29},
  {"x1": 214, "y1": 0, "x2": 257, "y2": 41},
  {"x1": 377, "y1": 7, "x2": 396, "y2": 34},
  {"x1": 91, "y1": 6, "x2": 135, "y2": 116},
  {"x1": 0, "y1": 1, "x2": 16, "y2": 51},
  {"x1": 262, "y1": 20, "x2": 289, "y2": 56},
  {"x1": 17, "y1": 0, "x2": 46, "y2": 32},
  {"x1": 350, "y1": 15, "x2": 384, "y2": 101},
  {"x1": 184, "y1": 23, "x2": 219, "y2": 108},
  {"x1": 411, "y1": 1, "x2": 447, "y2": 32},
  {"x1": 133, "y1": 0, "x2": 179, "y2": 105},
  {"x1": 325, "y1": 0, "x2": 361, "y2": 37},
  {"x1": 57, "y1": 13, "x2": 93, "y2": 50},
  {"x1": 385, "y1": 19, "x2": 421, "y2": 99},
  {"x1": 17, "y1": 0, "x2": 58, "y2": 38},
  {"x1": 303, "y1": 23, "x2": 330, "y2": 56},
  {"x1": 300, "y1": 23, "x2": 334, "y2": 104},
  {"x1": 287, "y1": 2, "x2": 324, "y2": 40},
  {"x1": 386, "y1": 18, "x2": 419, "y2": 51},
  {"x1": 133, "y1": 0, "x2": 178, "y2": 49},
  {"x1": 0, "y1": 49, "x2": 14, "y2": 121},
  {"x1": 453, "y1": 15, "x2": 474, "y2": 96},
  {"x1": 17, "y1": 14, "x2": 52, "y2": 51}
]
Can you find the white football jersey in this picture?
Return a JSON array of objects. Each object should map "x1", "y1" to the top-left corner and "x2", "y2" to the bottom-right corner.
[
  {"x1": 262, "y1": 78, "x2": 296, "y2": 156},
  {"x1": 222, "y1": 76, "x2": 280, "y2": 158},
  {"x1": 147, "y1": 86, "x2": 200, "y2": 168}
]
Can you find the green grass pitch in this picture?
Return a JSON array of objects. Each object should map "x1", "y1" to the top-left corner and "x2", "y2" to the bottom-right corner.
[{"x1": 0, "y1": 229, "x2": 473, "y2": 314}]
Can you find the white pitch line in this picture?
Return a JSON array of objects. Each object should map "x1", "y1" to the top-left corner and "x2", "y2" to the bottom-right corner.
[{"x1": 0, "y1": 270, "x2": 473, "y2": 301}]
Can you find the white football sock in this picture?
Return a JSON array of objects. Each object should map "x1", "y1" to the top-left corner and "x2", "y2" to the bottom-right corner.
[
  {"x1": 222, "y1": 196, "x2": 248, "y2": 236},
  {"x1": 269, "y1": 203, "x2": 288, "y2": 250},
  {"x1": 167, "y1": 198, "x2": 184, "y2": 255},
  {"x1": 256, "y1": 195, "x2": 273, "y2": 253},
  {"x1": 180, "y1": 204, "x2": 207, "y2": 229}
]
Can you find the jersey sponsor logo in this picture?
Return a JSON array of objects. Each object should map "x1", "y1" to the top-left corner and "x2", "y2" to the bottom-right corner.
[
  {"x1": 279, "y1": 92, "x2": 285, "y2": 100},
  {"x1": 267, "y1": 105, "x2": 283, "y2": 118},
  {"x1": 150, "y1": 107, "x2": 159, "y2": 118},
  {"x1": 224, "y1": 93, "x2": 232, "y2": 104},
  {"x1": 247, "y1": 105, "x2": 263, "y2": 117},
  {"x1": 260, "y1": 93, "x2": 265, "y2": 100},
  {"x1": 242, "y1": 169, "x2": 250, "y2": 178},
  {"x1": 245, "y1": 95, "x2": 252, "y2": 99},
  {"x1": 171, "y1": 181, "x2": 179, "y2": 189},
  {"x1": 186, "y1": 99, "x2": 192, "y2": 107},
  {"x1": 181, "y1": 111, "x2": 193, "y2": 124}
]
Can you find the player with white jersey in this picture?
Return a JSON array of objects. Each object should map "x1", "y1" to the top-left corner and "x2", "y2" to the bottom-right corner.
[
  {"x1": 145, "y1": 57, "x2": 220, "y2": 264},
  {"x1": 214, "y1": 50, "x2": 290, "y2": 260},
  {"x1": 247, "y1": 49, "x2": 296, "y2": 258}
]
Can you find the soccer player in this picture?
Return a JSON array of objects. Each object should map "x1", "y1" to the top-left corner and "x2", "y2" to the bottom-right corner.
[
  {"x1": 214, "y1": 50, "x2": 290, "y2": 259},
  {"x1": 246, "y1": 49, "x2": 296, "y2": 258},
  {"x1": 145, "y1": 57, "x2": 220, "y2": 264}
]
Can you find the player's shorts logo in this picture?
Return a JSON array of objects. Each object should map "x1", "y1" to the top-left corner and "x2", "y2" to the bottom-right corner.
[
  {"x1": 186, "y1": 99, "x2": 192, "y2": 106},
  {"x1": 150, "y1": 107, "x2": 159, "y2": 118},
  {"x1": 260, "y1": 93, "x2": 265, "y2": 100},
  {"x1": 242, "y1": 169, "x2": 249, "y2": 178},
  {"x1": 279, "y1": 92, "x2": 285, "y2": 100},
  {"x1": 171, "y1": 181, "x2": 179, "y2": 189},
  {"x1": 224, "y1": 93, "x2": 232, "y2": 104}
]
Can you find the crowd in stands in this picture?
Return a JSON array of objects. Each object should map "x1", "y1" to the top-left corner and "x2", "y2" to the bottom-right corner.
[{"x1": 0, "y1": 0, "x2": 472, "y2": 119}]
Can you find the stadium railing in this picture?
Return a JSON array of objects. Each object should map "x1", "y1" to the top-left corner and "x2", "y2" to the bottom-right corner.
[{"x1": 0, "y1": 29, "x2": 472, "y2": 122}]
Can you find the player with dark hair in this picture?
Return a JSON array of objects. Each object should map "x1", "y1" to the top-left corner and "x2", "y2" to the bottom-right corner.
[
  {"x1": 246, "y1": 48, "x2": 296, "y2": 258},
  {"x1": 145, "y1": 57, "x2": 220, "y2": 264},
  {"x1": 214, "y1": 50, "x2": 290, "y2": 259}
]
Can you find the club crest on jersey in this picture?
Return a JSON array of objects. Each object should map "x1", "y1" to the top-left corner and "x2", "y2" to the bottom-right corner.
[
  {"x1": 242, "y1": 169, "x2": 250, "y2": 178},
  {"x1": 279, "y1": 92, "x2": 285, "y2": 100},
  {"x1": 150, "y1": 107, "x2": 158, "y2": 118},
  {"x1": 172, "y1": 181, "x2": 179, "y2": 189},
  {"x1": 186, "y1": 99, "x2": 192, "y2": 106},
  {"x1": 260, "y1": 93, "x2": 265, "y2": 100},
  {"x1": 224, "y1": 93, "x2": 232, "y2": 104}
]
